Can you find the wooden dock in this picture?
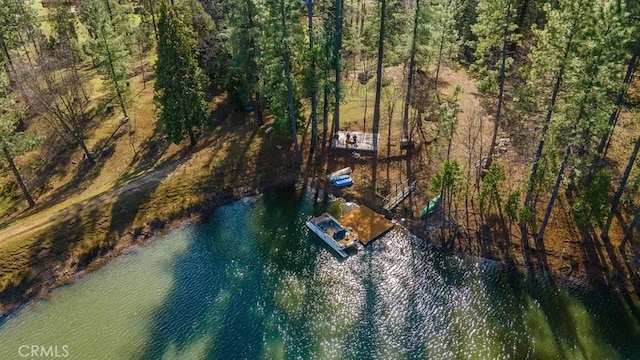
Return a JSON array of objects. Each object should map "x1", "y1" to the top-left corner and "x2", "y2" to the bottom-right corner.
[
  {"x1": 339, "y1": 206, "x2": 394, "y2": 245},
  {"x1": 331, "y1": 131, "x2": 378, "y2": 152}
]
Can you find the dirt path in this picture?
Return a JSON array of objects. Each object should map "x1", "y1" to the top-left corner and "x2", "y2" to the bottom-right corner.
[{"x1": 0, "y1": 163, "x2": 173, "y2": 245}]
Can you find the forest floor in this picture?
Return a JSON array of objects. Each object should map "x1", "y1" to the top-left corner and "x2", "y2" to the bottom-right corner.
[
  {"x1": 0, "y1": 62, "x2": 638, "y2": 315},
  {"x1": 327, "y1": 64, "x2": 640, "y2": 295}
]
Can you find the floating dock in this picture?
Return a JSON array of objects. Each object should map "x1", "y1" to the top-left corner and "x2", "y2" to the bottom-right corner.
[{"x1": 339, "y1": 206, "x2": 394, "y2": 245}]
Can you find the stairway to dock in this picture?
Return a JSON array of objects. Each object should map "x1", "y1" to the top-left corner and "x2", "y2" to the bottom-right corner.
[{"x1": 383, "y1": 181, "x2": 417, "y2": 211}]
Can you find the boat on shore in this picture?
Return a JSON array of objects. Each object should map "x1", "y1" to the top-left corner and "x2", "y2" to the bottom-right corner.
[
  {"x1": 420, "y1": 194, "x2": 441, "y2": 219},
  {"x1": 331, "y1": 174, "x2": 354, "y2": 187},
  {"x1": 306, "y1": 213, "x2": 359, "y2": 257}
]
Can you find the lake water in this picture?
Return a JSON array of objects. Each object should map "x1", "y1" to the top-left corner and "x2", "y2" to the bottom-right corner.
[{"x1": 0, "y1": 190, "x2": 639, "y2": 359}]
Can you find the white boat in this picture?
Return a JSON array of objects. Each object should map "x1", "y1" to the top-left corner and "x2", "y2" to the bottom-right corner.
[{"x1": 306, "y1": 213, "x2": 359, "y2": 257}]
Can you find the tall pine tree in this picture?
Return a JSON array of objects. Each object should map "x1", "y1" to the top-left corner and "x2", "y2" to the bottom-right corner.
[
  {"x1": 155, "y1": 0, "x2": 209, "y2": 147},
  {"x1": 0, "y1": 74, "x2": 38, "y2": 207},
  {"x1": 80, "y1": 0, "x2": 133, "y2": 119}
]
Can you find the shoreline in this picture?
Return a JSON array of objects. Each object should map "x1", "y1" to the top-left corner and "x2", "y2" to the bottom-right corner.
[
  {"x1": 0, "y1": 174, "x2": 296, "y2": 319},
  {"x1": 2, "y1": 181, "x2": 638, "y2": 319}
]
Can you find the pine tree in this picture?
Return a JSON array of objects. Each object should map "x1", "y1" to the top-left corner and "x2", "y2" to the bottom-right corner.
[
  {"x1": 80, "y1": 0, "x2": 133, "y2": 119},
  {"x1": 0, "y1": 75, "x2": 38, "y2": 207},
  {"x1": 256, "y1": 0, "x2": 304, "y2": 163},
  {"x1": 182, "y1": 0, "x2": 226, "y2": 82},
  {"x1": 430, "y1": 0, "x2": 460, "y2": 97},
  {"x1": 305, "y1": 0, "x2": 319, "y2": 159},
  {"x1": 0, "y1": 0, "x2": 38, "y2": 106},
  {"x1": 401, "y1": 0, "x2": 431, "y2": 141},
  {"x1": 226, "y1": 0, "x2": 264, "y2": 124},
  {"x1": 333, "y1": 0, "x2": 343, "y2": 134},
  {"x1": 470, "y1": 0, "x2": 519, "y2": 95},
  {"x1": 0, "y1": 0, "x2": 33, "y2": 75},
  {"x1": 155, "y1": 0, "x2": 209, "y2": 147},
  {"x1": 518, "y1": 0, "x2": 594, "y2": 241},
  {"x1": 602, "y1": 131, "x2": 640, "y2": 241},
  {"x1": 371, "y1": 0, "x2": 386, "y2": 193}
]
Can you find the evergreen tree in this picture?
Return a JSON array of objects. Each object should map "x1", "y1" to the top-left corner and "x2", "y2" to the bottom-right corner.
[
  {"x1": 333, "y1": 0, "x2": 343, "y2": 134},
  {"x1": 80, "y1": 0, "x2": 133, "y2": 119},
  {"x1": 155, "y1": 0, "x2": 209, "y2": 147},
  {"x1": 303, "y1": 0, "x2": 319, "y2": 160},
  {"x1": 0, "y1": 0, "x2": 39, "y2": 106},
  {"x1": 401, "y1": 0, "x2": 430, "y2": 141},
  {"x1": 455, "y1": 0, "x2": 477, "y2": 62},
  {"x1": 256, "y1": 0, "x2": 304, "y2": 163},
  {"x1": 0, "y1": 0, "x2": 35, "y2": 73},
  {"x1": 470, "y1": 0, "x2": 519, "y2": 95},
  {"x1": 518, "y1": 0, "x2": 595, "y2": 239},
  {"x1": 0, "y1": 74, "x2": 38, "y2": 207},
  {"x1": 225, "y1": 0, "x2": 264, "y2": 124},
  {"x1": 182, "y1": 0, "x2": 227, "y2": 82},
  {"x1": 371, "y1": 0, "x2": 386, "y2": 192},
  {"x1": 602, "y1": 129, "x2": 640, "y2": 240},
  {"x1": 429, "y1": 0, "x2": 460, "y2": 96}
]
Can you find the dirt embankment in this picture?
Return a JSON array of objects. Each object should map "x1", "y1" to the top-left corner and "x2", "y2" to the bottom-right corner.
[{"x1": 0, "y1": 153, "x2": 298, "y2": 316}]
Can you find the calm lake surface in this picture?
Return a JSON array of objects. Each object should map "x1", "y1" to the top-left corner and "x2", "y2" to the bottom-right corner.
[{"x1": 0, "y1": 190, "x2": 639, "y2": 359}]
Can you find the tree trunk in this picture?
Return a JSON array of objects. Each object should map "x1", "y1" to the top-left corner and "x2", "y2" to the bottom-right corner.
[
  {"x1": 596, "y1": 53, "x2": 637, "y2": 159},
  {"x1": 1, "y1": 36, "x2": 18, "y2": 79},
  {"x1": 188, "y1": 128, "x2": 196, "y2": 148},
  {"x1": 484, "y1": 3, "x2": 511, "y2": 171},
  {"x1": 247, "y1": 0, "x2": 263, "y2": 126},
  {"x1": 360, "y1": 1, "x2": 366, "y2": 37},
  {"x1": 105, "y1": 0, "x2": 115, "y2": 22},
  {"x1": 536, "y1": 146, "x2": 570, "y2": 244},
  {"x1": 1, "y1": 36, "x2": 32, "y2": 107},
  {"x1": 308, "y1": 0, "x2": 318, "y2": 157},
  {"x1": 402, "y1": 0, "x2": 419, "y2": 140},
  {"x1": 77, "y1": 130, "x2": 95, "y2": 164},
  {"x1": 148, "y1": 0, "x2": 159, "y2": 40},
  {"x1": 433, "y1": 0, "x2": 453, "y2": 100},
  {"x1": 371, "y1": 0, "x2": 386, "y2": 193},
  {"x1": 321, "y1": 68, "x2": 330, "y2": 156},
  {"x1": 281, "y1": 0, "x2": 301, "y2": 165},
  {"x1": 333, "y1": 0, "x2": 343, "y2": 134},
  {"x1": 2, "y1": 146, "x2": 35, "y2": 207},
  {"x1": 100, "y1": 24, "x2": 128, "y2": 120},
  {"x1": 515, "y1": 0, "x2": 530, "y2": 31},
  {"x1": 601, "y1": 135, "x2": 640, "y2": 240},
  {"x1": 620, "y1": 208, "x2": 640, "y2": 251},
  {"x1": 521, "y1": 29, "x2": 574, "y2": 217},
  {"x1": 519, "y1": 26, "x2": 575, "y2": 258}
]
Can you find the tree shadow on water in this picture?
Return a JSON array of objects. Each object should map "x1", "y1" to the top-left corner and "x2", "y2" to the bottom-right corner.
[
  {"x1": 137, "y1": 190, "x2": 320, "y2": 359},
  {"x1": 350, "y1": 249, "x2": 381, "y2": 359},
  {"x1": 137, "y1": 206, "x2": 264, "y2": 359}
]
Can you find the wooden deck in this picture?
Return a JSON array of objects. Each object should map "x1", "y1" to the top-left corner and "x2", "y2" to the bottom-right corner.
[
  {"x1": 339, "y1": 206, "x2": 394, "y2": 245},
  {"x1": 331, "y1": 131, "x2": 378, "y2": 152}
]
